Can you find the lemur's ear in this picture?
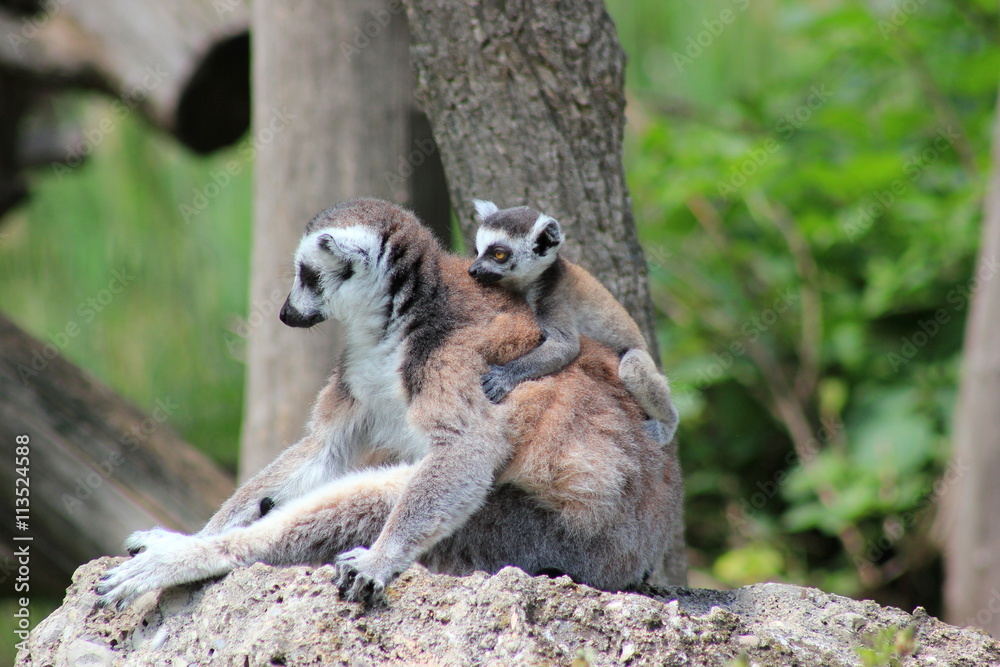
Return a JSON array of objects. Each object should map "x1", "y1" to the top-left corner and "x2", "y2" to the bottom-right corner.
[
  {"x1": 317, "y1": 232, "x2": 370, "y2": 264},
  {"x1": 317, "y1": 233, "x2": 341, "y2": 255},
  {"x1": 472, "y1": 199, "x2": 500, "y2": 222},
  {"x1": 531, "y1": 214, "x2": 564, "y2": 256}
]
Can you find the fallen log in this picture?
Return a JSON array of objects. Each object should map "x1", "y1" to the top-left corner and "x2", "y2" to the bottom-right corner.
[{"x1": 0, "y1": 313, "x2": 234, "y2": 596}]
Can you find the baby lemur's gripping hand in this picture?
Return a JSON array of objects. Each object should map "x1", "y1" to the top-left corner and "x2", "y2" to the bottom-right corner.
[{"x1": 482, "y1": 364, "x2": 520, "y2": 403}]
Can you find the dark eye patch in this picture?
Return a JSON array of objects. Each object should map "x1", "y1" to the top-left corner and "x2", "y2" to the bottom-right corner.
[
  {"x1": 335, "y1": 263, "x2": 354, "y2": 281},
  {"x1": 299, "y1": 263, "x2": 322, "y2": 293},
  {"x1": 259, "y1": 497, "x2": 275, "y2": 517}
]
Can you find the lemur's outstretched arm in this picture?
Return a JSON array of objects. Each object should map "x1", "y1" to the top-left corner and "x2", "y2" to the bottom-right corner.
[{"x1": 482, "y1": 312, "x2": 579, "y2": 402}]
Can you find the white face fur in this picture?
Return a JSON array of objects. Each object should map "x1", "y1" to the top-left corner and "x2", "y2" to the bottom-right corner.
[
  {"x1": 283, "y1": 225, "x2": 386, "y2": 327},
  {"x1": 470, "y1": 201, "x2": 564, "y2": 291}
]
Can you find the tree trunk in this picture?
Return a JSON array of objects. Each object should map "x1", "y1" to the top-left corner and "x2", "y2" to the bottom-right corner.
[
  {"x1": 405, "y1": 0, "x2": 686, "y2": 585},
  {"x1": 241, "y1": 1, "x2": 449, "y2": 478},
  {"x1": 0, "y1": 313, "x2": 233, "y2": 596},
  {"x1": 943, "y1": 84, "x2": 1000, "y2": 635},
  {"x1": 405, "y1": 0, "x2": 657, "y2": 348}
]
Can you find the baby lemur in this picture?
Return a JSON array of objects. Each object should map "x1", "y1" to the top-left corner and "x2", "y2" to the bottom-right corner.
[{"x1": 469, "y1": 200, "x2": 678, "y2": 442}]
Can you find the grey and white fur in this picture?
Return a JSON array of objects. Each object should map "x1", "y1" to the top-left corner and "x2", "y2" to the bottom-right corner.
[
  {"x1": 469, "y1": 200, "x2": 678, "y2": 443},
  {"x1": 95, "y1": 199, "x2": 681, "y2": 610}
]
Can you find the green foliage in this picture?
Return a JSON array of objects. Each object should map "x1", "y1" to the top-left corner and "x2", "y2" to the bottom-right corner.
[
  {"x1": 857, "y1": 625, "x2": 917, "y2": 666},
  {"x1": 606, "y1": 0, "x2": 995, "y2": 607},
  {"x1": 0, "y1": 97, "x2": 252, "y2": 470}
]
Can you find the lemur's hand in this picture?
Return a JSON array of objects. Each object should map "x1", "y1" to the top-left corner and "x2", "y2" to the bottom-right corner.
[{"x1": 482, "y1": 364, "x2": 517, "y2": 403}]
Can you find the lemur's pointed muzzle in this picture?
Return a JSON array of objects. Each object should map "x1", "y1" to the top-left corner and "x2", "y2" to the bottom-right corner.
[
  {"x1": 469, "y1": 261, "x2": 502, "y2": 284},
  {"x1": 280, "y1": 295, "x2": 325, "y2": 328}
]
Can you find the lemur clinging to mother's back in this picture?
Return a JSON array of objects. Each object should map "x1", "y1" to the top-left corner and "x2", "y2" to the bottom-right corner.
[{"x1": 469, "y1": 200, "x2": 678, "y2": 442}]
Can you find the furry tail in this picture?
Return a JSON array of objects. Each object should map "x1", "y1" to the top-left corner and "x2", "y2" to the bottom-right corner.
[{"x1": 618, "y1": 348, "x2": 679, "y2": 443}]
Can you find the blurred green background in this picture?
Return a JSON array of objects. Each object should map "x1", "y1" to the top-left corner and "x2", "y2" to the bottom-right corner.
[{"x1": 0, "y1": 0, "x2": 994, "y2": 643}]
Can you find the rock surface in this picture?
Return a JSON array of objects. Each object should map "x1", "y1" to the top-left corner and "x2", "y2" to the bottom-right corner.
[{"x1": 16, "y1": 557, "x2": 1000, "y2": 666}]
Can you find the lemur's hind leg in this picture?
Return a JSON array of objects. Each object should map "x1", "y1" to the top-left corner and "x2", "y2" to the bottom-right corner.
[
  {"x1": 423, "y1": 485, "x2": 657, "y2": 592},
  {"x1": 97, "y1": 465, "x2": 412, "y2": 609},
  {"x1": 197, "y1": 377, "x2": 365, "y2": 537}
]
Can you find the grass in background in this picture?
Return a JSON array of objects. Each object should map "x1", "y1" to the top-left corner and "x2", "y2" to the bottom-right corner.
[{"x1": 0, "y1": 96, "x2": 252, "y2": 471}]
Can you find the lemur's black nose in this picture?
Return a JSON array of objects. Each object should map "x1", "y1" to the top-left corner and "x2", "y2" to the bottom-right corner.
[
  {"x1": 469, "y1": 264, "x2": 502, "y2": 284},
  {"x1": 279, "y1": 297, "x2": 296, "y2": 325},
  {"x1": 279, "y1": 296, "x2": 324, "y2": 328}
]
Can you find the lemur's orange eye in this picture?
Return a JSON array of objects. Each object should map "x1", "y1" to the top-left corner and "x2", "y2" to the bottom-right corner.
[{"x1": 492, "y1": 249, "x2": 509, "y2": 262}]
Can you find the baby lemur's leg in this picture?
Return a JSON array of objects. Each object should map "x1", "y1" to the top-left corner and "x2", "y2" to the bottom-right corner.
[
  {"x1": 97, "y1": 465, "x2": 413, "y2": 609},
  {"x1": 618, "y1": 348, "x2": 679, "y2": 443}
]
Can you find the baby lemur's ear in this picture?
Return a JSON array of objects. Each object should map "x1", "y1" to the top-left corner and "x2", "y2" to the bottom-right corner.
[
  {"x1": 472, "y1": 199, "x2": 500, "y2": 223},
  {"x1": 531, "y1": 213, "x2": 564, "y2": 256}
]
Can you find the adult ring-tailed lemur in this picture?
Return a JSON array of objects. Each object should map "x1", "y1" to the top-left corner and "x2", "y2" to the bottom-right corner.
[{"x1": 97, "y1": 198, "x2": 683, "y2": 607}]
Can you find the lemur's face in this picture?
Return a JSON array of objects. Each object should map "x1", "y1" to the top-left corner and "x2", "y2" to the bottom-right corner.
[
  {"x1": 280, "y1": 225, "x2": 382, "y2": 328},
  {"x1": 469, "y1": 200, "x2": 564, "y2": 290}
]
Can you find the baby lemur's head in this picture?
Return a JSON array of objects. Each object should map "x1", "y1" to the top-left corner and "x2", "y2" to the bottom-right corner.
[{"x1": 469, "y1": 200, "x2": 564, "y2": 291}]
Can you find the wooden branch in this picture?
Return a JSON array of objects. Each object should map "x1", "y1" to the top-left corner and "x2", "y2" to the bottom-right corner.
[
  {"x1": 942, "y1": 82, "x2": 1000, "y2": 635},
  {"x1": 0, "y1": 313, "x2": 233, "y2": 595},
  {"x1": 744, "y1": 192, "x2": 823, "y2": 402},
  {"x1": 0, "y1": 0, "x2": 250, "y2": 153}
]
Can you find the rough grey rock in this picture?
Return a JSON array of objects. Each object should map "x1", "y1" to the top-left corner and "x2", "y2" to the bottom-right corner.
[{"x1": 16, "y1": 557, "x2": 1000, "y2": 666}]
